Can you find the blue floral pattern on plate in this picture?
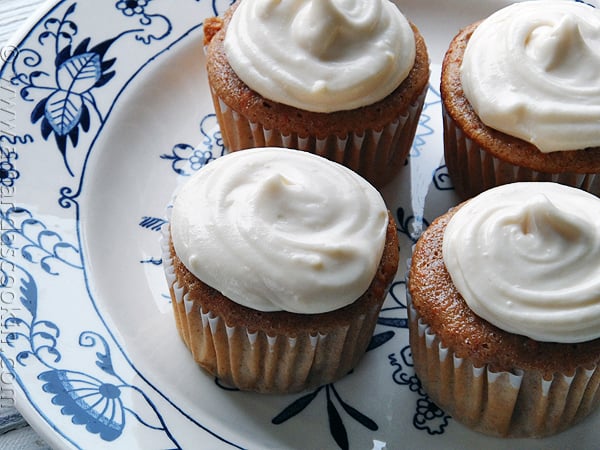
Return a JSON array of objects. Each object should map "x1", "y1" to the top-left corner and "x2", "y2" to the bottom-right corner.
[{"x1": 1, "y1": 0, "x2": 598, "y2": 449}]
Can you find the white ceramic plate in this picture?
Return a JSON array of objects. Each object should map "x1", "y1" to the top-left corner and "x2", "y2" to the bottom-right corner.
[{"x1": 2, "y1": 0, "x2": 599, "y2": 448}]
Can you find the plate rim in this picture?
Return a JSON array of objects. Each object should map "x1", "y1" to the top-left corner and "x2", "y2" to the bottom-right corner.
[{"x1": 3, "y1": 0, "x2": 599, "y2": 449}]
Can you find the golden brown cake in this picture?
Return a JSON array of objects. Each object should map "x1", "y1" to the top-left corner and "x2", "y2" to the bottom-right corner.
[
  {"x1": 408, "y1": 182, "x2": 600, "y2": 437},
  {"x1": 204, "y1": 1, "x2": 430, "y2": 188},
  {"x1": 162, "y1": 148, "x2": 399, "y2": 393},
  {"x1": 441, "y1": 4, "x2": 600, "y2": 200},
  {"x1": 164, "y1": 215, "x2": 398, "y2": 393}
]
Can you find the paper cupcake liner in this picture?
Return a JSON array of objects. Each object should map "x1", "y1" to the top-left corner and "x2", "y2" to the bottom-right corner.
[
  {"x1": 442, "y1": 105, "x2": 600, "y2": 199},
  {"x1": 210, "y1": 87, "x2": 427, "y2": 188},
  {"x1": 406, "y1": 293, "x2": 600, "y2": 438},
  {"x1": 161, "y1": 225, "x2": 382, "y2": 394}
]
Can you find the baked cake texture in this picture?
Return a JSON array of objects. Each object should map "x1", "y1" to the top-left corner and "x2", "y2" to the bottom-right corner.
[
  {"x1": 162, "y1": 148, "x2": 399, "y2": 393},
  {"x1": 204, "y1": 1, "x2": 430, "y2": 188},
  {"x1": 408, "y1": 184, "x2": 600, "y2": 437},
  {"x1": 441, "y1": 7, "x2": 600, "y2": 199}
]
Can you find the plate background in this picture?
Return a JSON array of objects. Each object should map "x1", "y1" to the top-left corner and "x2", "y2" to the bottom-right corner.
[{"x1": 1, "y1": 0, "x2": 599, "y2": 449}]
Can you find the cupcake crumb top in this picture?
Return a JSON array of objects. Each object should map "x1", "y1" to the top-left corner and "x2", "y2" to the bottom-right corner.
[
  {"x1": 460, "y1": 0, "x2": 600, "y2": 152},
  {"x1": 170, "y1": 148, "x2": 389, "y2": 314},
  {"x1": 223, "y1": 0, "x2": 416, "y2": 112},
  {"x1": 442, "y1": 182, "x2": 600, "y2": 343}
]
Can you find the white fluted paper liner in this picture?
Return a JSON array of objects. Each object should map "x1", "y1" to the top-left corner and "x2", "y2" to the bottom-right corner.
[
  {"x1": 406, "y1": 291, "x2": 600, "y2": 437},
  {"x1": 161, "y1": 224, "x2": 381, "y2": 394},
  {"x1": 442, "y1": 104, "x2": 600, "y2": 199},
  {"x1": 210, "y1": 86, "x2": 428, "y2": 188}
]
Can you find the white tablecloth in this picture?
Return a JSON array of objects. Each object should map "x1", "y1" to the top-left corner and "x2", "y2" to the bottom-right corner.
[{"x1": 0, "y1": 2, "x2": 51, "y2": 448}]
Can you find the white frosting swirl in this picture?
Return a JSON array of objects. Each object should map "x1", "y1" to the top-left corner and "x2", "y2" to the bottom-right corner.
[
  {"x1": 460, "y1": 0, "x2": 600, "y2": 152},
  {"x1": 443, "y1": 182, "x2": 600, "y2": 343},
  {"x1": 223, "y1": 0, "x2": 416, "y2": 113},
  {"x1": 171, "y1": 148, "x2": 389, "y2": 314}
]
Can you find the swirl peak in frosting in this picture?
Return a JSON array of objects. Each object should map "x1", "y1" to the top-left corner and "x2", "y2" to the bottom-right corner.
[
  {"x1": 460, "y1": 0, "x2": 600, "y2": 152},
  {"x1": 442, "y1": 182, "x2": 600, "y2": 343},
  {"x1": 223, "y1": 0, "x2": 416, "y2": 112},
  {"x1": 170, "y1": 148, "x2": 389, "y2": 314}
]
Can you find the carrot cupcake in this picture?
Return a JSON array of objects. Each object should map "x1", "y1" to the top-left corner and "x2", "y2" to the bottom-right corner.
[
  {"x1": 204, "y1": 0, "x2": 430, "y2": 188},
  {"x1": 162, "y1": 148, "x2": 399, "y2": 394},
  {"x1": 441, "y1": 1, "x2": 600, "y2": 199},
  {"x1": 408, "y1": 182, "x2": 600, "y2": 437}
]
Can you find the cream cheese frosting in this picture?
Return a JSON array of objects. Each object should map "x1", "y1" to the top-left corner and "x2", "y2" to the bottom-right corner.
[
  {"x1": 460, "y1": 0, "x2": 600, "y2": 153},
  {"x1": 442, "y1": 182, "x2": 600, "y2": 343},
  {"x1": 223, "y1": 0, "x2": 416, "y2": 113},
  {"x1": 170, "y1": 148, "x2": 389, "y2": 314}
]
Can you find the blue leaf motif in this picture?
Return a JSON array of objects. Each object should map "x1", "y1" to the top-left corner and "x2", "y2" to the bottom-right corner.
[
  {"x1": 20, "y1": 217, "x2": 46, "y2": 241},
  {"x1": 4, "y1": 317, "x2": 28, "y2": 328},
  {"x1": 41, "y1": 260, "x2": 52, "y2": 275},
  {"x1": 22, "y1": 246, "x2": 35, "y2": 263},
  {"x1": 333, "y1": 389, "x2": 378, "y2": 431},
  {"x1": 1, "y1": 207, "x2": 83, "y2": 273},
  {"x1": 366, "y1": 330, "x2": 395, "y2": 352},
  {"x1": 272, "y1": 387, "x2": 322, "y2": 424},
  {"x1": 79, "y1": 332, "x2": 117, "y2": 377},
  {"x1": 64, "y1": 4, "x2": 76, "y2": 20},
  {"x1": 19, "y1": 271, "x2": 37, "y2": 318},
  {"x1": 44, "y1": 89, "x2": 83, "y2": 136},
  {"x1": 35, "y1": 331, "x2": 58, "y2": 347},
  {"x1": 55, "y1": 45, "x2": 73, "y2": 69},
  {"x1": 38, "y1": 320, "x2": 60, "y2": 338},
  {"x1": 17, "y1": 18, "x2": 122, "y2": 175},
  {"x1": 327, "y1": 391, "x2": 348, "y2": 450},
  {"x1": 37, "y1": 229, "x2": 61, "y2": 249},
  {"x1": 37, "y1": 346, "x2": 62, "y2": 364},
  {"x1": 52, "y1": 242, "x2": 82, "y2": 268},
  {"x1": 17, "y1": 351, "x2": 33, "y2": 365},
  {"x1": 5, "y1": 332, "x2": 22, "y2": 347},
  {"x1": 57, "y1": 52, "x2": 102, "y2": 94}
]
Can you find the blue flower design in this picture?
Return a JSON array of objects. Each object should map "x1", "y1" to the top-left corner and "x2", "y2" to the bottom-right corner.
[
  {"x1": 387, "y1": 346, "x2": 451, "y2": 435},
  {"x1": 415, "y1": 397, "x2": 448, "y2": 433},
  {"x1": 11, "y1": 2, "x2": 173, "y2": 177},
  {"x1": 114, "y1": 0, "x2": 172, "y2": 44},
  {"x1": 272, "y1": 383, "x2": 377, "y2": 450},
  {"x1": 10, "y1": 4, "x2": 118, "y2": 176},
  {"x1": 164, "y1": 144, "x2": 214, "y2": 175},
  {"x1": 161, "y1": 114, "x2": 225, "y2": 176},
  {"x1": 29, "y1": 33, "x2": 117, "y2": 175},
  {"x1": 4, "y1": 261, "x2": 180, "y2": 446},
  {"x1": 39, "y1": 369, "x2": 126, "y2": 442},
  {"x1": 0, "y1": 160, "x2": 18, "y2": 187},
  {"x1": 380, "y1": 281, "x2": 452, "y2": 436},
  {"x1": 188, "y1": 148, "x2": 213, "y2": 172},
  {"x1": 116, "y1": 0, "x2": 150, "y2": 16},
  {"x1": 267, "y1": 280, "x2": 414, "y2": 449}
]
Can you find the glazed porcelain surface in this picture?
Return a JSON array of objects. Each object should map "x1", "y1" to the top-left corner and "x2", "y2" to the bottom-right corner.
[{"x1": 1, "y1": 0, "x2": 599, "y2": 448}]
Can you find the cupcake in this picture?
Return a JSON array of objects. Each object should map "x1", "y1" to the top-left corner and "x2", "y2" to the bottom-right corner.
[
  {"x1": 161, "y1": 148, "x2": 399, "y2": 393},
  {"x1": 407, "y1": 182, "x2": 600, "y2": 437},
  {"x1": 441, "y1": 1, "x2": 600, "y2": 200},
  {"x1": 203, "y1": 0, "x2": 430, "y2": 188}
]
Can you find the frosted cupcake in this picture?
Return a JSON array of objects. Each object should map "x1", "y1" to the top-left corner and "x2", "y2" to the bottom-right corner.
[
  {"x1": 162, "y1": 148, "x2": 399, "y2": 393},
  {"x1": 441, "y1": 1, "x2": 600, "y2": 199},
  {"x1": 204, "y1": 0, "x2": 430, "y2": 188},
  {"x1": 408, "y1": 182, "x2": 600, "y2": 437}
]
